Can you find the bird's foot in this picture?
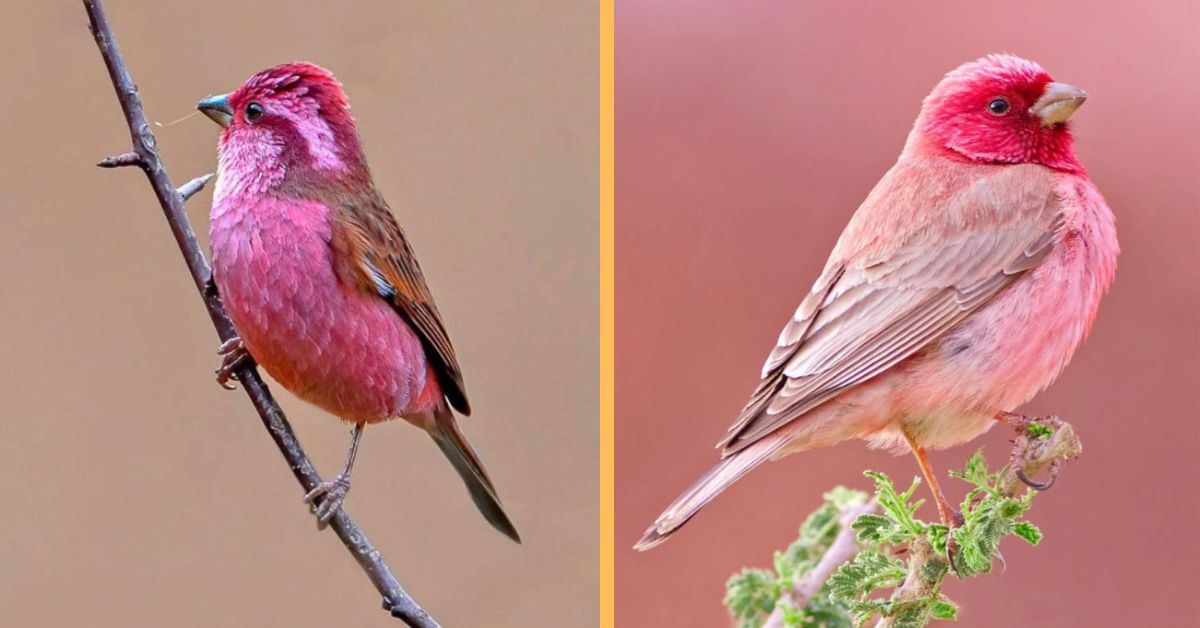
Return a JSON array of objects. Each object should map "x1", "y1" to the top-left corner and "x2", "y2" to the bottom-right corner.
[
  {"x1": 304, "y1": 473, "x2": 352, "y2": 528},
  {"x1": 1016, "y1": 459, "x2": 1064, "y2": 491},
  {"x1": 215, "y1": 336, "x2": 252, "y2": 390},
  {"x1": 997, "y1": 412, "x2": 1064, "y2": 437},
  {"x1": 1000, "y1": 413, "x2": 1065, "y2": 490}
]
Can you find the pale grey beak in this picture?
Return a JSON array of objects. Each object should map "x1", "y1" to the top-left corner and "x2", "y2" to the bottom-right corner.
[
  {"x1": 197, "y1": 93, "x2": 233, "y2": 128},
  {"x1": 1029, "y1": 82, "x2": 1087, "y2": 127}
]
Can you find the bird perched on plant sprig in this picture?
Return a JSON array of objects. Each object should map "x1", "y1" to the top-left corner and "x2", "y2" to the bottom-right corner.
[
  {"x1": 197, "y1": 62, "x2": 519, "y2": 542},
  {"x1": 636, "y1": 54, "x2": 1117, "y2": 550}
]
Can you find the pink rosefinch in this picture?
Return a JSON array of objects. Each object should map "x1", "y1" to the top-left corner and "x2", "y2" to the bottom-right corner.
[
  {"x1": 636, "y1": 54, "x2": 1117, "y2": 550},
  {"x1": 197, "y1": 62, "x2": 519, "y2": 542}
]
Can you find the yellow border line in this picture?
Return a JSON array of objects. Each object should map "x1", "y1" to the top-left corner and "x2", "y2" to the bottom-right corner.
[{"x1": 600, "y1": 0, "x2": 615, "y2": 625}]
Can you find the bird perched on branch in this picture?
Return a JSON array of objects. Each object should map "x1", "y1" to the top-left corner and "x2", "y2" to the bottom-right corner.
[
  {"x1": 636, "y1": 54, "x2": 1117, "y2": 550},
  {"x1": 197, "y1": 62, "x2": 519, "y2": 542}
]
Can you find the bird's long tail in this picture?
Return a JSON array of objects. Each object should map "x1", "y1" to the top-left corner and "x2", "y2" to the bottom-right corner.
[
  {"x1": 428, "y1": 406, "x2": 521, "y2": 543},
  {"x1": 634, "y1": 433, "x2": 787, "y2": 550}
]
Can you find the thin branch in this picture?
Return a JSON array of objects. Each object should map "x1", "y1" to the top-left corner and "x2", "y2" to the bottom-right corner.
[
  {"x1": 764, "y1": 497, "x2": 880, "y2": 628},
  {"x1": 81, "y1": 1, "x2": 437, "y2": 625},
  {"x1": 873, "y1": 537, "x2": 938, "y2": 628}
]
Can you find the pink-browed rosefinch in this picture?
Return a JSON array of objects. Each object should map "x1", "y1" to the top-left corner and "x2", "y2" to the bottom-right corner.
[
  {"x1": 197, "y1": 62, "x2": 519, "y2": 542},
  {"x1": 636, "y1": 54, "x2": 1117, "y2": 550}
]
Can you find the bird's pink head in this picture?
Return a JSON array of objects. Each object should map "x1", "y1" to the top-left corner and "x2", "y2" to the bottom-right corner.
[
  {"x1": 914, "y1": 54, "x2": 1086, "y2": 173},
  {"x1": 198, "y1": 62, "x2": 367, "y2": 196}
]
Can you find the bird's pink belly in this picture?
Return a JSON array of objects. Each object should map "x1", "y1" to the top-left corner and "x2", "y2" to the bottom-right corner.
[
  {"x1": 881, "y1": 235, "x2": 1101, "y2": 449},
  {"x1": 949, "y1": 235, "x2": 1098, "y2": 393},
  {"x1": 211, "y1": 207, "x2": 435, "y2": 423}
]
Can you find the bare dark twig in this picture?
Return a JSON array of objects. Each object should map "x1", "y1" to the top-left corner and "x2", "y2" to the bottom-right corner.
[
  {"x1": 81, "y1": 1, "x2": 437, "y2": 625},
  {"x1": 96, "y1": 151, "x2": 143, "y2": 168}
]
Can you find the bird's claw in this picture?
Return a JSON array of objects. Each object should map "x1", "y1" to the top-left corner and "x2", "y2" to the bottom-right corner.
[
  {"x1": 304, "y1": 474, "x2": 352, "y2": 528},
  {"x1": 1004, "y1": 414, "x2": 1065, "y2": 491},
  {"x1": 215, "y1": 336, "x2": 252, "y2": 390},
  {"x1": 1016, "y1": 459, "x2": 1063, "y2": 491}
]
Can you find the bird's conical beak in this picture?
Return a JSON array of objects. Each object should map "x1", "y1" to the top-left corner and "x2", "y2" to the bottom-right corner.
[
  {"x1": 197, "y1": 93, "x2": 233, "y2": 128},
  {"x1": 1029, "y1": 82, "x2": 1087, "y2": 127}
]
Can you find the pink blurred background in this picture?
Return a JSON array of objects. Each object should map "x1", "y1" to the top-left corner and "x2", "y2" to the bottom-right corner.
[{"x1": 616, "y1": 1, "x2": 1199, "y2": 626}]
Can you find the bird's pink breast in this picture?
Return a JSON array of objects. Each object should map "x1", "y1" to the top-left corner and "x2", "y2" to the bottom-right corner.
[
  {"x1": 781, "y1": 171, "x2": 1118, "y2": 455},
  {"x1": 210, "y1": 195, "x2": 439, "y2": 423},
  {"x1": 885, "y1": 173, "x2": 1118, "y2": 449}
]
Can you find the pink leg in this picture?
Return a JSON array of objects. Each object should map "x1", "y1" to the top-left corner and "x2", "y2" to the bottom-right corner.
[
  {"x1": 304, "y1": 423, "x2": 365, "y2": 529},
  {"x1": 901, "y1": 428, "x2": 959, "y2": 529}
]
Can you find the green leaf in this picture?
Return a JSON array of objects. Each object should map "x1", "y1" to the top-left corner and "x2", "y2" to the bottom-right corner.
[
  {"x1": 949, "y1": 449, "x2": 988, "y2": 486},
  {"x1": 1012, "y1": 521, "x2": 1043, "y2": 546},
  {"x1": 890, "y1": 598, "x2": 937, "y2": 628},
  {"x1": 804, "y1": 596, "x2": 855, "y2": 628},
  {"x1": 725, "y1": 568, "x2": 779, "y2": 627},
  {"x1": 863, "y1": 471, "x2": 926, "y2": 536},
  {"x1": 930, "y1": 600, "x2": 959, "y2": 620},
  {"x1": 921, "y1": 557, "x2": 949, "y2": 582},
  {"x1": 853, "y1": 513, "x2": 906, "y2": 544},
  {"x1": 828, "y1": 552, "x2": 906, "y2": 601},
  {"x1": 1026, "y1": 421, "x2": 1054, "y2": 440},
  {"x1": 778, "y1": 602, "x2": 803, "y2": 626},
  {"x1": 926, "y1": 524, "x2": 949, "y2": 554},
  {"x1": 846, "y1": 598, "x2": 889, "y2": 627}
]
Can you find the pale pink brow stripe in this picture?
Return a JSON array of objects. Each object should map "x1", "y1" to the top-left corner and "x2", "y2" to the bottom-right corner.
[{"x1": 283, "y1": 101, "x2": 346, "y2": 172}]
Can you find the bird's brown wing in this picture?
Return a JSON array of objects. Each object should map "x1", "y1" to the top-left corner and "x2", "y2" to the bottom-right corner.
[
  {"x1": 719, "y1": 163, "x2": 1064, "y2": 455},
  {"x1": 330, "y1": 192, "x2": 471, "y2": 415}
]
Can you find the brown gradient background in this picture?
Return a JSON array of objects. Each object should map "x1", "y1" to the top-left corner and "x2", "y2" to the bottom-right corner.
[
  {"x1": 617, "y1": 1, "x2": 1199, "y2": 626},
  {"x1": 0, "y1": 2, "x2": 596, "y2": 627}
]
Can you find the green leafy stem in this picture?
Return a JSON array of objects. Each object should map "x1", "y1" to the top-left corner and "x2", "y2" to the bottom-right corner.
[{"x1": 725, "y1": 417, "x2": 1082, "y2": 628}]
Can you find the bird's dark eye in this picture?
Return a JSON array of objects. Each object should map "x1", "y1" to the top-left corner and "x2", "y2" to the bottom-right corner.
[
  {"x1": 987, "y1": 97, "x2": 1010, "y2": 115},
  {"x1": 245, "y1": 102, "x2": 265, "y2": 122}
]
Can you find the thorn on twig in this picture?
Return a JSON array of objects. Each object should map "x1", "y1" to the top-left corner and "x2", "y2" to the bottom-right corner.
[
  {"x1": 97, "y1": 151, "x2": 143, "y2": 168},
  {"x1": 179, "y1": 173, "x2": 214, "y2": 201}
]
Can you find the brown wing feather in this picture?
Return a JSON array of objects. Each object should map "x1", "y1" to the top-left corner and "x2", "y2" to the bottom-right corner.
[
  {"x1": 329, "y1": 192, "x2": 471, "y2": 415},
  {"x1": 719, "y1": 164, "x2": 1064, "y2": 455}
]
